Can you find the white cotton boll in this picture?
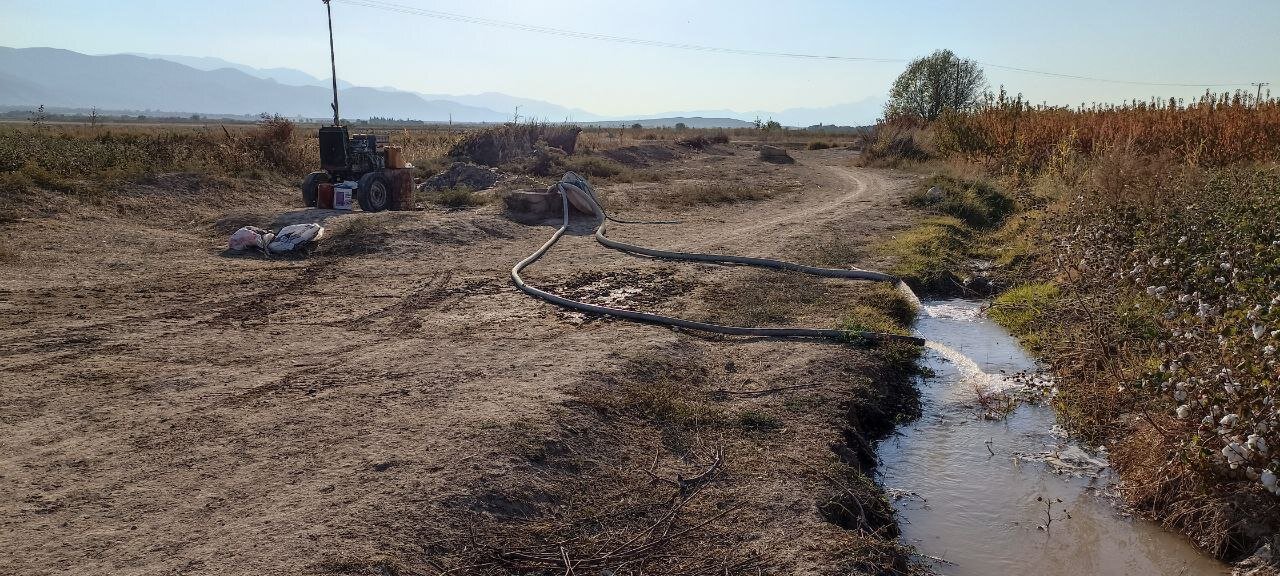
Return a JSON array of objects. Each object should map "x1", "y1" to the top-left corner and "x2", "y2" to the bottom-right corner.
[
  {"x1": 1176, "y1": 405, "x2": 1191, "y2": 418},
  {"x1": 1248, "y1": 434, "x2": 1268, "y2": 455},
  {"x1": 1255, "y1": 325, "x2": 1268, "y2": 340},
  {"x1": 1223, "y1": 443, "x2": 1247, "y2": 468},
  {"x1": 1263, "y1": 469, "x2": 1278, "y2": 491},
  {"x1": 1221, "y1": 414, "x2": 1239, "y2": 427},
  {"x1": 1202, "y1": 415, "x2": 1215, "y2": 425},
  {"x1": 1266, "y1": 345, "x2": 1277, "y2": 357},
  {"x1": 1175, "y1": 390, "x2": 1187, "y2": 401},
  {"x1": 1272, "y1": 330, "x2": 1280, "y2": 339},
  {"x1": 1221, "y1": 262, "x2": 1233, "y2": 271}
]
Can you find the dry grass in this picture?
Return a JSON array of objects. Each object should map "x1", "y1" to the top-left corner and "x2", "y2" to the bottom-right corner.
[
  {"x1": 936, "y1": 90, "x2": 1280, "y2": 177},
  {"x1": 695, "y1": 269, "x2": 915, "y2": 336},
  {"x1": 0, "y1": 240, "x2": 19, "y2": 263},
  {"x1": 427, "y1": 336, "x2": 923, "y2": 574},
  {"x1": 416, "y1": 185, "x2": 489, "y2": 209},
  {"x1": 652, "y1": 181, "x2": 778, "y2": 207}
]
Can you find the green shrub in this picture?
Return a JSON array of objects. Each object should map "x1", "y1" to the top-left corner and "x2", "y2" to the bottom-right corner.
[
  {"x1": 909, "y1": 173, "x2": 1015, "y2": 228},
  {"x1": 881, "y1": 216, "x2": 970, "y2": 292},
  {"x1": 987, "y1": 282, "x2": 1059, "y2": 350}
]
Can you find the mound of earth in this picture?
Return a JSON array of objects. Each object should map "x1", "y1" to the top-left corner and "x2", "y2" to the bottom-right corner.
[
  {"x1": 601, "y1": 143, "x2": 681, "y2": 168},
  {"x1": 421, "y1": 162, "x2": 502, "y2": 191},
  {"x1": 448, "y1": 124, "x2": 581, "y2": 166}
]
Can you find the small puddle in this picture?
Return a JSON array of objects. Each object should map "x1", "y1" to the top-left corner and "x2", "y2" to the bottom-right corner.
[{"x1": 877, "y1": 298, "x2": 1228, "y2": 575}]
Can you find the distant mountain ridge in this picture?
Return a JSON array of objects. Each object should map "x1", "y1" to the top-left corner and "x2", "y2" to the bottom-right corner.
[{"x1": 0, "y1": 46, "x2": 883, "y2": 126}]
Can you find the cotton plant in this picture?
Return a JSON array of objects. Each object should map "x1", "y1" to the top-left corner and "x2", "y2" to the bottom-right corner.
[{"x1": 1052, "y1": 175, "x2": 1280, "y2": 496}]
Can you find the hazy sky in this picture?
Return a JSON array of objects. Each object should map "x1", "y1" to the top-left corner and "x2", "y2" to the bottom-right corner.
[{"x1": 4, "y1": 0, "x2": 1278, "y2": 116}]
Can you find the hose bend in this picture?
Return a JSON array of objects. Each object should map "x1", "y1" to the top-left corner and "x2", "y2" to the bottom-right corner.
[{"x1": 510, "y1": 172, "x2": 924, "y2": 346}]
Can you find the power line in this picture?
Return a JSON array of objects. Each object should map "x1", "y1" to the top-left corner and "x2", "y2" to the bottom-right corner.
[
  {"x1": 334, "y1": 0, "x2": 901, "y2": 63},
  {"x1": 333, "y1": 0, "x2": 1259, "y2": 88}
]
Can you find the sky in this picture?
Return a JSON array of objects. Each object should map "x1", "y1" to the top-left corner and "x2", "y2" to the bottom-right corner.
[{"x1": 3, "y1": 0, "x2": 1278, "y2": 117}]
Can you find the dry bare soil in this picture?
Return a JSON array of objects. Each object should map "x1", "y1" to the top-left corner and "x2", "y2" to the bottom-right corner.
[{"x1": 0, "y1": 144, "x2": 925, "y2": 575}]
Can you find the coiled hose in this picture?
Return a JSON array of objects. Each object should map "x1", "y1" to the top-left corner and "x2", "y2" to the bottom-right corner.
[{"x1": 510, "y1": 172, "x2": 924, "y2": 346}]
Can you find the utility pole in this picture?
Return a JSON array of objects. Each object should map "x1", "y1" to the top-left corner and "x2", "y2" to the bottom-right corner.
[
  {"x1": 1253, "y1": 82, "x2": 1270, "y2": 108},
  {"x1": 323, "y1": 0, "x2": 340, "y2": 126}
]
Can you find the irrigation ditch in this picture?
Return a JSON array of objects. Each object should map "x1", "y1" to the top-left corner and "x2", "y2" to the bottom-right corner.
[{"x1": 504, "y1": 170, "x2": 1234, "y2": 574}]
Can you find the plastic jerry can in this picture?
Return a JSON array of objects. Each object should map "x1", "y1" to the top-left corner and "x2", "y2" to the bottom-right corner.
[{"x1": 316, "y1": 182, "x2": 335, "y2": 209}]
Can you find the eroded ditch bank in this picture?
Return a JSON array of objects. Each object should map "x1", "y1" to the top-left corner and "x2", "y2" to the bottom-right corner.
[{"x1": 879, "y1": 298, "x2": 1228, "y2": 575}]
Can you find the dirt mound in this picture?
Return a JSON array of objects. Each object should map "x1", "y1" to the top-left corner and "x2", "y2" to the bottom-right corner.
[
  {"x1": 600, "y1": 143, "x2": 680, "y2": 168},
  {"x1": 759, "y1": 145, "x2": 795, "y2": 164},
  {"x1": 448, "y1": 124, "x2": 582, "y2": 167},
  {"x1": 675, "y1": 132, "x2": 730, "y2": 150},
  {"x1": 421, "y1": 162, "x2": 502, "y2": 191}
]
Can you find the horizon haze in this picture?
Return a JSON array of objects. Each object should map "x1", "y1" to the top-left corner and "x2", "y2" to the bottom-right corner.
[{"x1": 2, "y1": 0, "x2": 1278, "y2": 124}]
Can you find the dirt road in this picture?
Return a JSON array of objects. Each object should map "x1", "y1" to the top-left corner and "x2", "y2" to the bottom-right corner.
[{"x1": 0, "y1": 144, "x2": 922, "y2": 575}]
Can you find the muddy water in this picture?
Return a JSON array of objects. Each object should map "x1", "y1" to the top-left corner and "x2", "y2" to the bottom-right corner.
[{"x1": 877, "y1": 298, "x2": 1228, "y2": 576}]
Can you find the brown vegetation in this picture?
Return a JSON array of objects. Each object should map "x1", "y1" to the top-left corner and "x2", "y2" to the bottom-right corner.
[{"x1": 882, "y1": 90, "x2": 1280, "y2": 560}]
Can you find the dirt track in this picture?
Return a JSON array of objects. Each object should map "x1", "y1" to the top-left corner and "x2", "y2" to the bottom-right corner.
[{"x1": 0, "y1": 144, "x2": 922, "y2": 575}]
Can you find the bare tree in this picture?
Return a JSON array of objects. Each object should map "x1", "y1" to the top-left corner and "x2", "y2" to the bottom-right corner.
[{"x1": 885, "y1": 49, "x2": 986, "y2": 121}]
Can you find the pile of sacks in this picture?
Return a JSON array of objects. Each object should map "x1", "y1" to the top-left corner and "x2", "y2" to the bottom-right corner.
[{"x1": 228, "y1": 223, "x2": 325, "y2": 254}]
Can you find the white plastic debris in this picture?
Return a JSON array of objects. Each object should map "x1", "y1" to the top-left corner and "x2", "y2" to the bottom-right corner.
[
  {"x1": 228, "y1": 226, "x2": 275, "y2": 251},
  {"x1": 266, "y1": 223, "x2": 325, "y2": 254}
]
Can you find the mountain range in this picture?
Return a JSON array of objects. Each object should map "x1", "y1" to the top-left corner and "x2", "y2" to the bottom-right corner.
[{"x1": 0, "y1": 46, "x2": 883, "y2": 126}]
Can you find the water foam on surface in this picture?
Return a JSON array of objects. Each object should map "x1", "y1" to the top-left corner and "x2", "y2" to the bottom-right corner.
[{"x1": 877, "y1": 297, "x2": 1227, "y2": 576}]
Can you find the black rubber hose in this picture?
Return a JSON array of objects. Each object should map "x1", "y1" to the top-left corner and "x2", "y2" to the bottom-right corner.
[{"x1": 510, "y1": 174, "x2": 924, "y2": 346}]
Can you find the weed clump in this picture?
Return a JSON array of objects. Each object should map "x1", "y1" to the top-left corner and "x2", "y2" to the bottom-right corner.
[
  {"x1": 675, "y1": 132, "x2": 729, "y2": 149},
  {"x1": 861, "y1": 119, "x2": 933, "y2": 166},
  {"x1": 986, "y1": 282, "x2": 1059, "y2": 351},
  {"x1": 880, "y1": 216, "x2": 970, "y2": 293},
  {"x1": 448, "y1": 123, "x2": 581, "y2": 167},
  {"x1": 422, "y1": 186, "x2": 486, "y2": 209},
  {"x1": 910, "y1": 173, "x2": 1015, "y2": 228}
]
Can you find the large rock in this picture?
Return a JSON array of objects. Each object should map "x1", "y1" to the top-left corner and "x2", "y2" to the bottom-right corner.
[
  {"x1": 759, "y1": 145, "x2": 794, "y2": 164},
  {"x1": 421, "y1": 162, "x2": 501, "y2": 191}
]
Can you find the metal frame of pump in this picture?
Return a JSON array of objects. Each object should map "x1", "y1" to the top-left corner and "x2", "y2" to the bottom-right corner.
[{"x1": 300, "y1": 0, "x2": 399, "y2": 213}]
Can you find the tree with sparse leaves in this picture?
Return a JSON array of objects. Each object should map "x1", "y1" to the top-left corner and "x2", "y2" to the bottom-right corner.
[{"x1": 884, "y1": 49, "x2": 986, "y2": 122}]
